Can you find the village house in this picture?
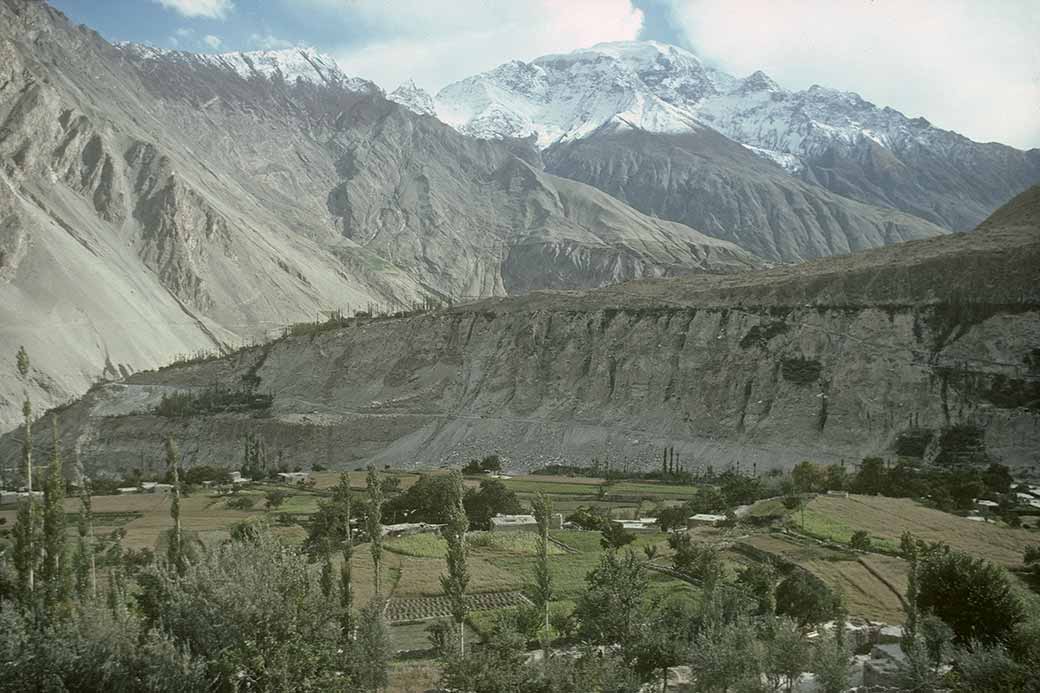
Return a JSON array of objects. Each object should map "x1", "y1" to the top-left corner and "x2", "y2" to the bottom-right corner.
[
  {"x1": 687, "y1": 513, "x2": 727, "y2": 528},
  {"x1": 490, "y1": 514, "x2": 537, "y2": 532},
  {"x1": 277, "y1": 471, "x2": 311, "y2": 485}
]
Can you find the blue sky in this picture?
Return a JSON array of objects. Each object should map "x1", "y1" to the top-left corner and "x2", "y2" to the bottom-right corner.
[{"x1": 49, "y1": 0, "x2": 1039, "y2": 149}]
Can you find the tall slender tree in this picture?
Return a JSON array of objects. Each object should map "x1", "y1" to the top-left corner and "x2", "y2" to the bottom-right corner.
[
  {"x1": 166, "y1": 436, "x2": 185, "y2": 574},
  {"x1": 440, "y1": 470, "x2": 469, "y2": 655},
  {"x1": 365, "y1": 466, "x2": 384, "y2": 598},
  {"x1": 14, "y1": 346, "x2": 37, "y2": 598},
  {"x1": 41, "y1": 417, "x2": 69, "y2": 613},
  {"x1": 530, "y1": 492, "x2": 554, "y2": 661},
  {"x1": 74, "y1": 449, "x2": 97, "y2": 600},
  {"x1": 900, "y1": 531, "x2": 919, "y2": 655},
  {"x1": 340, "y1": 483, "x2": 355, "y2": 640}
]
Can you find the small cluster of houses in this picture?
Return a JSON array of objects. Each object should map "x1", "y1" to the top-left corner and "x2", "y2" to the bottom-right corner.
[
  {"x1": 0, "y1": 489, "x2": 42, "y2": 505},
  {"x1": 612, "y1": 514, "x2": 727, "y2": 532}
]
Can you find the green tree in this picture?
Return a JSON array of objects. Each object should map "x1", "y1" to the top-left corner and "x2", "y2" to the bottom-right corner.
[
  {"x1": 575, "y1": 550, "x2": 648, "y2": 665},
  {"x1": 600, "y1": 520, "x2": 636, "y2": 552},
  {"x1": 917, "y1": 544, "x2": 1024, "y2": 647},
  {"x1": 775, "y1": 571, "x2": 837, "y2": 628},
  {"x1": 440, "y1": 470, "x2": 469, "y2": 654},
  {"x1": 365, "y1": 466, "x2": 384, "y2": 597},
  {"x1": 264, "y1": 489, "x2": 290, "y2": 510},
  {"x1": 853, "y1": 456, "x2": 887, "y2": 495},
  {"x1": 669, "y1": 532, "x2": 724, "y2": 589},
  {"x1": 765, "y1": 617, "x2": 812, "y2": 693},
  {"x1": 463, "y1": 478, "x2": 522, "y2": 530},
  {"x1": 340, "y1": 483, "x2": 355, "y2": 641},
  {"x1": 41, "y1": 418, "x2": 69, "y2": 615},
  {"x1": 73, "y1": 452, "x2": 97, "y2": 600},
  {"x1": 530, "y1": 492, "x2": 554, "y2": 661},
  {"x1": 14, "y1": 346, "x2": 37, "y2": 599},
  {"x1": 791, "y1": 461, "x2": 824, "y2": 494},
  {"x1": 165, "y1": 436, "x2": 185, "y2": 575},
  {"x1": 351, "y1": 600, "x2": 391, "y2": 693},
  {"x1": 138, "y1": 527, "x2": 341, "y2": 691},
  {"x1": 849, "y1": 529, "x2": 872, "y2": 551},
  {"x1": 688, "y1": 599, "x2": 762, "y2": 693},
  {"x1": 736, "y1": 561, "x2": 776, "y2": 617}
]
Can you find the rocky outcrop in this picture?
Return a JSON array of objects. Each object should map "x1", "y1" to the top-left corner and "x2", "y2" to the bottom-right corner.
[{"x1": 11, "y1": 187, "x2": 1038, "y2": 478}]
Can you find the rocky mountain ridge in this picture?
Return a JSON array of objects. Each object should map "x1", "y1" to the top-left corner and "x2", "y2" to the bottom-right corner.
[
  {"x1": 11, "y1": 186, "x2": 1038, "y2": 478},
  {"x1": 0, "y1": 1, "x2": 756, "y2": 429},
  {"x1": 431, "y1": 40, "x2": 1040, "y2": 232}
]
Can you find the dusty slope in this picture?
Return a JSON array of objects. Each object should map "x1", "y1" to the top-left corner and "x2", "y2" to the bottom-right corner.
[
  {"x1": 9, "y1": 187, "x2": 1038, "y2": 478},
  {"x1": 544, "y1": 128, "x2": 948, "y2": 263},
  {"x1": 0, "y1": 0, "x2": 756, "y2": 429}
]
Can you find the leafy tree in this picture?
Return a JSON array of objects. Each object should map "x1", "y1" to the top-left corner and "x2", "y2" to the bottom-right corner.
[
  {"x1": 339, "y1": 483, "x2": 355, "y2": 641},
  {"x1": 575, "y1": 550, "x2": 648, "y2": 665},
  {"x1": 600, "y1": 521, "x2": 636, "y2": 552},
  {"x1": 823, "y1": 464, "x2": 848, "y2": 492},
  {"x1": 813, "y1": 621, "x2": 850, "y2": 693},
  {"x1": 182, "y1": 465, "x2": 230, "y2": 486},
  {"x1": 73, "y1": 452, "x2": 97, "y2": 600},
  {"x1": 13, "y1": 346, "x2": 37, "y2": 599},
  {"x1": 791, "y1": 461, "x2": 825, "y2": 494},
  {"x1": 688, "y1": 600, "x2": 762, "y2": 693},
  {"x1": 775, "y1": 571, "x2": 837, "y2": 628},
  {"x1": 655, "y1": 505, "x2": 688, "y2": 533},
  {"x1": 982, "y1": 463, "x2": 1013, "y2": 495},
  {"x1": 566, "y1": 505, "x2": 610, "y2": 531},
  {"x1": 917, "y1": 544, "x2": 1024, "y2": 647},
  {"x1": 382, "y1": 473, "x2": 456, "y2": 524},
  {"x1": 765, "y1": 617, "x2": 811, "y2": 692},
  {"x1": 1024, "y1": 545, "x2": 1040, "y2": 581},
  {"x1": 463, "y1": 478, "x2": 522, "y2": 530},
  {"x1": 350, "y1": 600, "x2": 391, "y2": 693},
  {"x1": 224, "y1": 495, "x2": 256, "y2": 511},
  {"x1": 264, "y1": 489, "x2": 290, "y2": 510},
  {"x1": 853, "y1": 456, "x2": 887, "y2": 495},
  {"x1": 440, "y1": 470, "x2": 469, "y2": 654},
  {"x1": 669, "y1": 532, "x2": 724, "y2": 588},
  {"x1": 736, "y1": 561, "x2": 776, "y2": 616},
  {"x1": 529, "y1": 492, "x2": 554, "y2": 660},
  {"x1": 164, "y1": 436, "x2": 185, "y2": 575},
  {"x1": 849, "y1": 529, "x2": 872, "y2": 551},
  {"x1": 138, "y1": 527, "x2": 342, "y2": 691},
  {"x1": 41, "y1": 419, "x2": 69, "y2": 616},
  {"x1": 365, "y1": 466, "x2": 384, "y2": 597},
  {"x1": 304, "y1": 473, "x2": 355, "y2": 556}
]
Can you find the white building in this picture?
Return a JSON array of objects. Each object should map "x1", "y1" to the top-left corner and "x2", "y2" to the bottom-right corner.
[
  {"x1": 687, "y1": 513, "x2": 727, "y2": 528},
  {"x1": 277, "y1": 472, "x2": 311, "y2": 485},
  {"x1": 490, "y1": 514, "x2": 537, "y2": 532}
]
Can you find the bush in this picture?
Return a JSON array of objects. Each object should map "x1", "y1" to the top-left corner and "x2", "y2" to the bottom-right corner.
[
  {"x1": 225, "y1": 496, "x2": 257, "y2": 511},
  {"x1": 849, "y1": 530, "x2": 872, "y2": 551}
]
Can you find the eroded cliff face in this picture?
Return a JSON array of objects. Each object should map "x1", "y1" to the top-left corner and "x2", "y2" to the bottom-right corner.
[{"x1": 17, "y1": 298, "x2": 1037, "y2": 478}]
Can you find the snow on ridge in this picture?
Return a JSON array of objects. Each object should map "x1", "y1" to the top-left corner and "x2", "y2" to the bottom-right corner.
[
  {"x1": 117, "y1": 42, "x2": 378, "y2": 93},
  {"x1": 432, "y1": 39, "x2": 976, "y2": 161}
]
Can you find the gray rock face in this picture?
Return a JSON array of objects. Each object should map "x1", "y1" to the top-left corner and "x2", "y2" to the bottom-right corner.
[
  {"x1": 0, "y1": 1, "x2": 756, "y2": 429},
  {"x1": 14, "y1": 187, "x2": 1038, "y2": 477},
  {"x1": 544, "y1": 128, "x2": 948, "y2": 263}
]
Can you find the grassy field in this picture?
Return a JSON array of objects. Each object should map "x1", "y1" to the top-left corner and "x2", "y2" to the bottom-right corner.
[
  {"x1": 803, "y1": 494, "x2": 1037, "y2": 568},
  {"x1": 385, "y1": 530, "x2": 566, "y2": 559},
  {"x1": 739, "y1": 533, "x2": 908, "y2": 624}
]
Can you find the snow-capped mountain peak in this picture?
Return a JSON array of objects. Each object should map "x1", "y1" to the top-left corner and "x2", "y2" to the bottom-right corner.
[
  {"x1": 117, "y1": 43, "x2": 379, "y2": 94},
  {"x1": 389, "y1": 79, "x2": 436, "y2": 116}
]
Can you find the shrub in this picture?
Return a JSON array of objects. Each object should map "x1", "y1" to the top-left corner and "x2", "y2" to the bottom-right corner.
[
  {"x1": 225, "y1": 496, "x2": 257, "y2": 511},
  {"x1": 849, "y1": 530, "x2": 872, "y2": 551}
]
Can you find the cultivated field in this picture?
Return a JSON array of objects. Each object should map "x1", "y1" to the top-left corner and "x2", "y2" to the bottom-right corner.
[{"x1": 802, "y1": 494, "x2": 1037, "y2": 568}]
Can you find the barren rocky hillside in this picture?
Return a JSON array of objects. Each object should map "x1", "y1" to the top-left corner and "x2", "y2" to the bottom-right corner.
[
  {"x1": 0, "y1": 0, "x2": 756, "y2": 429},
  {"x1": 10, "y1": 186, "x2": 1037, "y2": 478}
]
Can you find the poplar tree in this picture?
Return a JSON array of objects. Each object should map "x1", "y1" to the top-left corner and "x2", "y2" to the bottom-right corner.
[
  {"x1": 41, "y1": 418, "x2": 69, "y2": 613},
  {"x1": 13, "y1": 346, "x2": 38, "y2": 599},
  {"x1": 530, "y1": 492, "x2": 554, "y2": 661},
  {"x1": 365, "y1": 466, "x2": 384, "y2": 597},
  {"x1": 74, "y1": 450, "x2": 97, "y2": 599},
  {"x1": 440, "y1": 470, "x2": 469, "y2": 654},
  {"x1": 166, "y1": 436, "x2": 185, "y2": 574},
  {"x1": 340, "y1": 483, "x2": 355, "y2": 640}
]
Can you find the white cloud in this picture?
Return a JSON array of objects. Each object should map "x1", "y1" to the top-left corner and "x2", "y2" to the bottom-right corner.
[
  {"x1": 666, "y1": 0, "x2": 1040, "y2": 149},
  {"x1": 203, "y1": 34, "x2": 222, "y2": 49},
  {"x1": 302, "y1": 0, "x2": 644, "y2": 92},
  {"x1": 250, "y1": 33, "x2": 296, "y2": 50},
  {"x1": 154, "y1": 0, "x2": 234, "y2": 20},
  {"x1": 174, "y1": 28, "x2": 193, "y2": 38}
]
